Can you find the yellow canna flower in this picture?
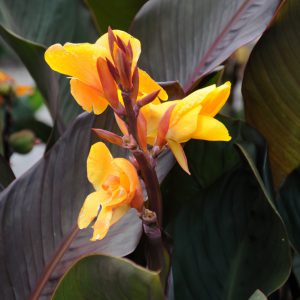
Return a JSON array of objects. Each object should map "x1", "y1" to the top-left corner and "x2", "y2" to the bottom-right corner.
[
  {"x1": 45, "y1": 30, "x2": 167, "y2": 114},
  {"x1": 141, "y1": 82, "x2": 232, "y2": 174},
  {"x1": 78, "y1": 142, "x2": 144, "y2": 241}
]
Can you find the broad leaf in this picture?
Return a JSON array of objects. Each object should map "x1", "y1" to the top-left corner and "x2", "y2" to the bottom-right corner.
[
  {"x1": 158, "y1": 81, "x2": 185, "y2": 101},
  {"x1": 248, "y1": 290, "x2": 267, "y2": 300},
  {"x1": 0, "y1": 0, "x2": 97, "y2": 130},
  {"x1": 53, "y1": 255, "x2": 164, "y2": 300},
  {"x1": 184, "y1": 116, "x2": 274, "y2": 193},
  {"x1": 162, "y1": 119, "x2": 291, "y2": 300},
  {"x1": 85, "y1": 0, "x2": 146, "y2": 32},
  {"x1": 0, "y1": 108, "x2": 175, "y2": 299},
  {"x1": 242, "y1": 0, "x2": 300, "y2": 187},
  {"x1": 277, "y1": 166, "x2": 300, "y2": 253},
  {"x1": 0, "y1": 154, "x2": 15, "y2": 191},
  {"x1": 0, "y1": 112, "x2": 142, "y2": 299},
  {"x1": 130, "y1": 0, "x2": 280, "y2": 93}
]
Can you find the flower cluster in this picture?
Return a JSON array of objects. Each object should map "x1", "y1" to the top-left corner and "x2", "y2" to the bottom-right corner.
[{"x1": 45, "y1": 29, "x2": 231, "y2": 240}]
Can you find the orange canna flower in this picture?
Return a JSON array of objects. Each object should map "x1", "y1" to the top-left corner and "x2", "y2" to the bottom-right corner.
[
  {"x1": 45, "y1": 30, "x2": 167, "y2": 114},
  {"x1": 78, "y1": 142, "x2": 144, "y2": 241},
  {"x1": 0, "y1": 71, "x2": 33, "y2": 97},
  {"x1": 141, "y1": 82, "x2": 232, "y2": 174}
]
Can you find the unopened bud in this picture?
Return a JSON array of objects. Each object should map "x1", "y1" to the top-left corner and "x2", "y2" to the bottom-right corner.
[
  {"x1": 92, "y1": 128, "x2": 123, "y2": 146},
  {"x1": 9, "y1": 130, "x2": 35, "y2": 154}
]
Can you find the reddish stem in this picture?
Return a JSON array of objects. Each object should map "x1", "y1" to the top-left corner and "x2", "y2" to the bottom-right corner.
[
  {"x1": 122, "y1": 91, "x2": 162, "y2": 225},
  {"x1": 133, "y1": 150, "x2": 162, "y2": 225}
]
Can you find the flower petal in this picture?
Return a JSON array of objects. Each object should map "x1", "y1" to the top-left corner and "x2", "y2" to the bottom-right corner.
[
  {"x1": 15, "y1": 85, "x2": 33, "y2": 96},
  {"x1": 78, "y1": 191, "x2": 103, "y2": 229},
  {"x1": 87, "y1": 142, "x2": 114, "y2": 189},
  {"x1": 130, "y1": 185, "x2": 144, "y2": 211},
  {"x1": 113, "y1": 158, "x2": 139, "y2": 197},
  {"x1": 103, "y1": 188, "x2": 128, "y2": 208},
  {"x1": 167, "y1": 139, "x2": 190, "y2": 175},
  {"x1": 110, "y1": 204, "x2": 131, "y2": 226},
  {"x1": 192, "y1": 115, "x2": 231, "y2": 141},
  {"x1": 70, "y1": 78, "x2": 108, "y2": 114},
  {"x1": 142, "y1": 101, "x2": 178, "y2": 144},
  {"x1": 167, "y1": 96, "x2": 202, "y2": 143},
  {"x1": 138, "y1": 69, "x2": 168, "y2": 102},
  {"x1": 200, "y1": 82, "x2": 231, "y2": 117},
  {"x1": 96, "y1": 30, "x2": 141, "y2": 69},
  {"x1": 184, "y1": 84, "x2": 217, "y2": 101},
  {"x1": 45, "y1": 43, "x2": 104, "y2": 88},
  {"x1": 91, "y1": 206, "x2": 113, "y2": 240},
  {"x1": 114, "y1": 113, "x2": 129, "y2": 135}
]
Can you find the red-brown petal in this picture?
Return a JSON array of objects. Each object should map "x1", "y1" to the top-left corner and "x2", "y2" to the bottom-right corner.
[
  {"x1": 97, "y1": 57, "x2": 119, "y2": 109},
  {"x1": 92, "y1": 128, "x2": 123, "y2": 146},
  {"x1": 137, "y1": 111, "x2": 148, "y2": 152},
  {"x1": 155, "y1": 104, "x2": 176, "y2": 147}
]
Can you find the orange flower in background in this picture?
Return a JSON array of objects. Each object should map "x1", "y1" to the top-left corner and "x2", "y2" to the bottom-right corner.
[
  {"x1": 0, "y1": 71, "x2": 33, "y2": 98},
  {"x1": 45, "y1": 30, "x2": 167, "y2": 114},
  {"x1": 78, "y1": 142, "x2": 144, "y2": 240},
  {"x1": 141, "y1": 82, "x2": 232, "y2": 174}
]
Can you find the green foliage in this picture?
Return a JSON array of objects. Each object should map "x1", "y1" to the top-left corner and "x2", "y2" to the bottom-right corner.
[
  {"x1": 9, "y1": 129, "x2": 35, "y2": 154},
  {"x1": 242, "y1": 0, "x2": 300, "y2": 187},
  {"x1": 277, "y1": 166, "x2": 300, "y2": 252},
  {"x1": 85, "y1": 0, "x2": 146, "y2": 32},
  {"x1": 248, "y1": 290, "x2": 267, "y2": 300},
  {"x1": 53, "y1": 255, "x2": 164, "y2": 300},
  {"x1": 162, "y1": 118, "x2": 291, "y2": 299},
  {"x1": 0, "y1": 0, "x2": 97, "y2": 131},
  {"x1": 12, "y1": 90, "x2": 51, "y2": 143}
]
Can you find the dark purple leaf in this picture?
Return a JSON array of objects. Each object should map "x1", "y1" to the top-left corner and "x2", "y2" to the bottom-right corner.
[
  {"x1": 130, "y1": 0, "x2": 280, "y2": 93},
  {"x1": 0, "y1": 112, "x2": 142, "y2": 299}
]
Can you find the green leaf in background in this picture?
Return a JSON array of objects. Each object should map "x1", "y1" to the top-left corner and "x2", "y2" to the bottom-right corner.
[
  {"x1": 0, "y1": 25, "x2": 63, "y2": 129},
  {"x1": 53, "y1": 255, "x2": 164, "y2": 300},
  {"x1": 0, "y1": 0, "x2": 98, "y2": 131},
  {"x1": 130, "y1": 0, "x2": 280, "y2": 93},
  {"x1": 0, "y1": 154, "x2": 15, "y2": 191},
  {"x1": 21, "y1": 88, "x2": 44, "y2": 112},
  {"x1": 0, "y1": 112, "x2": 143, "y2": 299},
  {"x1": 277, "y1": 166, "x2": 300, "y2": 253},
  {"x1": 9, "y1": 129, "x2": 35, "y2": 154},
  {"x1": 248, "y1": 290, "x2": 267, "y2": 300},
  {"x1": 162, "y1": 118, "x2": 291, "y2": 300},
  {"x1": 85, "y1": 0, "x2": 147, "y2": 32},
  {"x1": 12, "y1": 91, "x2": 52, "y2": 143},
  {"x1": 184, "y1": 116, "x2": 274, "y2": 193},
  {"x1": 242, "y1": 0, "x2": 300, "y2": 188}
]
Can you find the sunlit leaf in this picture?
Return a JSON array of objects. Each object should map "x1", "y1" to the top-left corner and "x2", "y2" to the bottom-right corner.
[{"x1": 242, "y1": 0, "x2": 300, "y2": 187}]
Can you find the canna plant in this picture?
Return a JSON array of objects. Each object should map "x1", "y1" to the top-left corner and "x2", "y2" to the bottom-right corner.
[
  {"x1": 45, "y1": 29, "x2": 232, "y2": 245},
  {"x1": 0, "y1": 1, "x2": 300, "y2": 300}
]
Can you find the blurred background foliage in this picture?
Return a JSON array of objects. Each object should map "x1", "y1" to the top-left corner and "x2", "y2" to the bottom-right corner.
[{"x1": 0, "y1": 0, "x2": 300, "y2": 300}]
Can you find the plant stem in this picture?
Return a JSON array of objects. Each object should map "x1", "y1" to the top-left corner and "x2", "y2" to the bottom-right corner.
[
  {"x1": 122, "y1": 91, "x2": 163, "y2": 225},
  {"x1": 122, "y1": 92, "x2": 138, "y2": 141},
  {"x1": 133, "y1": 150, "x2": 162, "y2": 225},
  {"x1": 121, "y1": 89, "x2": 165, "y2": 276},
  {"x1": 142, "y1": 209, "x2": 165, "y2": 272}
]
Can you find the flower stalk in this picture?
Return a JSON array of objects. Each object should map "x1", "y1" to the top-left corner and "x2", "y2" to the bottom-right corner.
[{"x1": 121, "y1": 90, "x2": 163, "y2": 225}]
